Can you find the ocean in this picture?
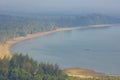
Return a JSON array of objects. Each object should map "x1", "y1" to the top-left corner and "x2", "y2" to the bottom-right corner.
[{"x1": 11, "y1": 24, "x2": 120, "y2": 75}]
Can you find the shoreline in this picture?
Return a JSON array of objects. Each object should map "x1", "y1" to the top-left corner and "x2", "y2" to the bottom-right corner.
[
  {"x1": 9, "y1": 24, "x2": 112, "y2": 54},
  {"x1": 0, "y1": 24, "x2": 111, "y2": 59},
  {"x1": 0, "y1": 24, "x2": 114, "y2": 78},
  {"x1": 63, "y1": 68, "x2": 107, "y2": 78}
]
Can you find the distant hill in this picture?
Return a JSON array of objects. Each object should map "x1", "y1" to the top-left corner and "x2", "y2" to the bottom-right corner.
[{"x1": 0, "y1": 14, "x2": 120, "y2": 43}]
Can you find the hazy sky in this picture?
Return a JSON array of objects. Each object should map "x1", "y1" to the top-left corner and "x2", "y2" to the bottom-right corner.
[{"x1": 0, "y1": 0, "x2": 120, "y2": 15}]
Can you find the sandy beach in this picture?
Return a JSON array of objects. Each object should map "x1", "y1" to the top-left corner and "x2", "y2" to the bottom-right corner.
[
  {"x1": 0, "y1": 24, "x2": 112, "y2": 78},
  {"x1": 0, "y1": 24, "x2": 111, "y2": 59},
  {"x1": 63, "y1": 68, "x2": 106, "y2": 78}
]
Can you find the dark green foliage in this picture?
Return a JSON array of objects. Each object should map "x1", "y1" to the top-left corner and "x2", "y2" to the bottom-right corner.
[
  {"x1": 8, "y1": 68, "x2": 32, "y2": 80},
  {"x1": 0, "y1": 53, "x2": 66, "y2": 80},
  {"x1": 9, "y1": 54, "x2": 38, "y2": 74},
  {"x1": 0, "y1": 69, "x2": 9, "y2": 80},
  {"x1": 0, "y1": 53, "x2": 120, "y2": 80}
]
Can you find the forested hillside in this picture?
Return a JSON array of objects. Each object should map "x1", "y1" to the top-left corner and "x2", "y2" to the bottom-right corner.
[
  {"x1": 0, "y1": 14, "x2": 120, "y2": 43},
  {"x1": 0, "y1": 53, "x2": 120, "y2": 80},
  {"x1": 0, "y1": 15, "x2": 57, "y2": 43},
  {"x1": 0, "y1": 53, "x2": 66, "y2": 80}
]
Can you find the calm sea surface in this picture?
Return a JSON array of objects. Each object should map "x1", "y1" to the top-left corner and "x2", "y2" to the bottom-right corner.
[{"x1": 11, "y1": 25, "x2": 120, "y2": 75}]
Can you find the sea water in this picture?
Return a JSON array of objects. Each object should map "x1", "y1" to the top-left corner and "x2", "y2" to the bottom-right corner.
[{"x1": 11, "y1": 25, "x2": 120, "y2": 75}]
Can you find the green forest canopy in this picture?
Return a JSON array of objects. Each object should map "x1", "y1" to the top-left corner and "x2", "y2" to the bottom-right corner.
[{"x1": 0, "y1": 53, "x2": 120, "y2": 80}]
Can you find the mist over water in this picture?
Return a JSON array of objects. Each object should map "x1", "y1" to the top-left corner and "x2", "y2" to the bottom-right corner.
[
  {"x1": 0, "y1": 0, "x2": 120, "y2": 15},
  {"x1": 11, "y1": 25, "x2": 120, "y2": 75}
]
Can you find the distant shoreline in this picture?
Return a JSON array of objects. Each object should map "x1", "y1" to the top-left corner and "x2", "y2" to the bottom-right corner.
[
  {"x1": 0, "y1": 24, "x2": 111, "y2": 59},
  {"x1": 9, "y1": 24, "x2": 112, "y2": 54},
  {"x1": 0, "y1": 24, "x2": 113, "y2": 78}
]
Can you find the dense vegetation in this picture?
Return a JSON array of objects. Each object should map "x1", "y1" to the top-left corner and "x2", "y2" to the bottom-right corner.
[
  {"x1": 0, "y1": 15, "x2": 57, "y2": 43},
  {"x1": 0, "y1": 14, "x2": 120, "y2": 79},
  {"x1": 0, "y1": 14, "x2": 120, "y2": 43},
  {"x1": 0, "y1": 53, "x2": 67, "y2": 80},
  {"x1": 0, "y1": 53, "x2": 120, "y2": 80}
]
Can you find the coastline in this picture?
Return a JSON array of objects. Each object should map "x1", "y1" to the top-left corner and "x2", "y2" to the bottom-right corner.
[
  {"x1": 0, "y1": 24, "x2": 113, "y2": 78},
  {"x1": 63, "y1": 68, "x2": 106, "y2": 78},
  {"x1": 0, "y1": 24, "x2": 111, "y2": 59}
]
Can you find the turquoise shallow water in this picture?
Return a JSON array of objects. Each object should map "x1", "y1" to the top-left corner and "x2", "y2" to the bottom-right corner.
[{"x1": 11, "y1": 25, "x2": 120, "y2": 75}]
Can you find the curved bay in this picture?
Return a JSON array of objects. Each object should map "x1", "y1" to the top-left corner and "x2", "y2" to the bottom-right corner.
[{"x1": 11, "y1": 25, "x2": 120, "y2": 75}]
